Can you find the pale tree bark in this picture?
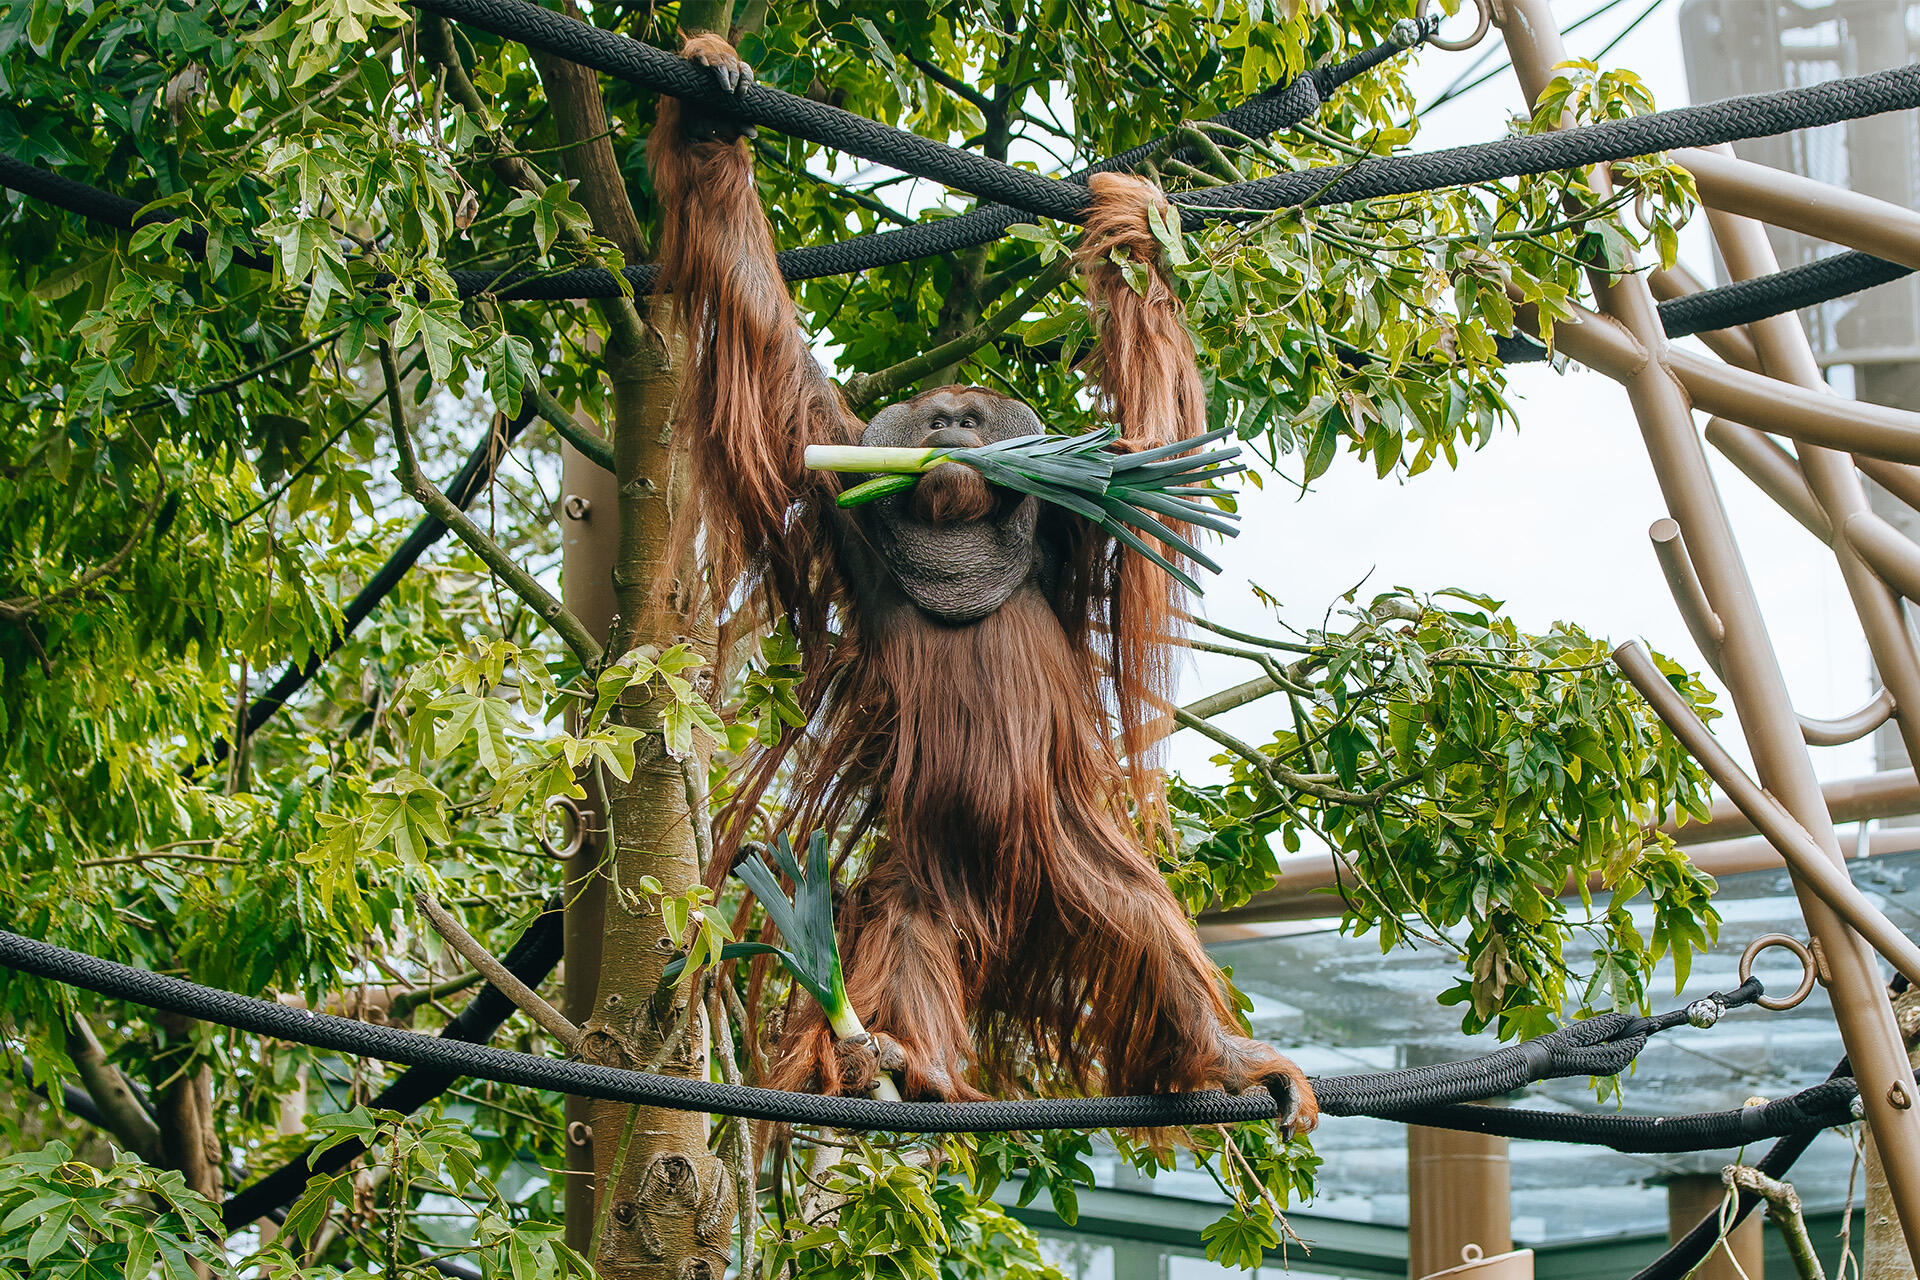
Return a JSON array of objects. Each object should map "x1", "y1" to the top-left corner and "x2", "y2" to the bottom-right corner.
[
  {"x1": 526, "y1": 3, "x2": 741, "y2": 1275},
  {"x1": 1865, "y1": 989, "x2": 1920, "y2": 1280},
  {"x1": 64, "y1": 1015, "x2": 162, "y2": 1163}
]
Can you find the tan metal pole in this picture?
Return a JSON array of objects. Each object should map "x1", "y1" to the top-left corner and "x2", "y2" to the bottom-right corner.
[
  {"x1": 1615, "y1": 641, "x2": 1920, "y2": 986},
  {"x1": 1671, "y1": 352, "x2": 1920, "y2": 466},
  {"x1": 1668, "y1": 1173, "x2": 1763, "y2": 1280},
  {"x1": 1196, "y1": 828, "x2": 1920, "y2": 931},
  {"x1": 1678, "y1": 147, "x2": 1920, "y2": 272},
  {"x1": 560, "y1": 438, "x2": 618, "y2": 1255},
  {"x1": 1408, "y1": 1123, "x2": 1512, "y2": 1280},
  {"x1": 1673, "y1": 770, "x2": 1920, "y2": 844},
  {"x1": 1868, "y1": 990, "x2": 1920, "y2": 1280},
  {"x1": 1700, "y1": 193, "x2": 1920, "y2": 817},
  {"x1": 1495, "y1": 0, "x2": 1920, "y2": 1262}
]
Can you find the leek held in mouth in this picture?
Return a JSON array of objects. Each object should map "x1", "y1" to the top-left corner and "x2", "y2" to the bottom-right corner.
[
  {"x1": 665, "y1": 831, "x2": 901, "y2": 1101},
  {"x1": 804, "y1": 425, "x2": 1246, "y2": 593}
]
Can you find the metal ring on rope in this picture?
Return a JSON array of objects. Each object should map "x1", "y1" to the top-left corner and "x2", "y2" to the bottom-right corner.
[
  {"x1": 1740, "y1": 933, "x2": 1819, "y2": 1011},
  {"x1": 536, "y1": 795, "x2": 585, "y2": 860},
  {"x1": 1417, "y1": 0, "x2": 1494, "y2": 52}
]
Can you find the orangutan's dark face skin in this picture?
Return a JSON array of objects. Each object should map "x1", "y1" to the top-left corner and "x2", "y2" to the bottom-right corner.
[{"x1": 857, "y1": 387, "x2": 1045, "y2": 625}]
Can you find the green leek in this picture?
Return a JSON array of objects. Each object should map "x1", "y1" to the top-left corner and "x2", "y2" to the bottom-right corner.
[
  {"x1": 724, "y1": 832, "x2": 901, "y2": 1102},
  {"x1": 805, "y1": 425, "x2": 1245, "y2": 592}
]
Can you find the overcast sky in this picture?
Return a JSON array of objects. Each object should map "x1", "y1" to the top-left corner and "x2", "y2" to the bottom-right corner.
[{"x1": 1169, "y1": 0, "x2": 1885, "y2": 788}]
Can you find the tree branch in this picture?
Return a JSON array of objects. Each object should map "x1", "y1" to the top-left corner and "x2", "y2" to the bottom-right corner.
[
  {"x1": 421, "y1": 15, "x2": 646, "y2": 356},
  {"x1": 64, "y1": 1016, "x2": 163, "y2": 1163},
  {"x1": 1723, "y1": 1165, "x2": 1825, "y2": 1280},
  {"x1": 1171, "y1": 705, "x2": 1413, "y2": 807},
  {"x1": 416, "y1": 893, "x2": 584, "y2": 1052},
  {"x1": 380, "y1": 341, "x2": 603, "y2": 669},
  {"x1": 528, "y1": 381, "x2": 615, "y2": 473},
  {"x1": 905, "y1": 54, "x2": 994, "y2": 114},
  {"x1": 844, "y1": 256, "x2": 1076, "y2": 407}
]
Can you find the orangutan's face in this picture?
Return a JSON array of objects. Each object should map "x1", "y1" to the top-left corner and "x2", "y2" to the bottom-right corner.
[{"x1": 858, "y1": 387, "x2": 1044, "y2": 624}]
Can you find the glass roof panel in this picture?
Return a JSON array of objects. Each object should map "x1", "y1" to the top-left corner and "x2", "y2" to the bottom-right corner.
[{"x1": 1052, "y1": 844, "x2": 1919, "y2": 1250}]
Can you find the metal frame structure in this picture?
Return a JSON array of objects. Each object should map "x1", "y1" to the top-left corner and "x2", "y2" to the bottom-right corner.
[{"x1": 1475, "y1": 0, "x2": 1920, "y2": 1261}]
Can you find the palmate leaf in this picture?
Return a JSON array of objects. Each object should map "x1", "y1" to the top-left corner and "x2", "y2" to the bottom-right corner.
[{"x1": 826, "y1": 425, "x2": 1246, "y2": 593}]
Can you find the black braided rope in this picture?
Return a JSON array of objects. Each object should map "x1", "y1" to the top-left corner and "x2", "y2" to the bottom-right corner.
[
  {"x1": 0, "y1": 40, "x2": 1378, "y2": 301},
  {"x1": 0, "y1": 152, "x2": 272, "y2": 272},
  {"x1": 419, "y1": 0, "x2": 1089, "y2": 222},
  {"x1": 0, "y1": 928, "x2": 1767, "y2": 1135},
  {"x1": 219, "y1": 900, "x2": 565, "y2": 1228},
  {"x1": 5, "y1": 143, "x2": 1904, "y2": 344},
  {"x1": 1660, "y1": 249, "x2": 1916, "y2": 339},
  {"x1": 440, "y1": 27, "x2": 1418, "y2": 298},
  {"x1": 1167, "y1": 62, "x2": 1920, "y2": 221},
  {"x1": 1631, "y1": 1056, "x2": 1854, "y2": 1280},
  {"x1": 422, "y1": 0, "x2": 1920, "y2": 235},
  {"x1": 1380, "y1": 1077, "x2": 1857, "y2": 1153}
]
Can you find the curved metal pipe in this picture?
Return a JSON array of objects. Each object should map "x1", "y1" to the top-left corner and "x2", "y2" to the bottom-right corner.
[
  {"x1": 1797, "y1": 687, "x2": 1897, "y2": 747},
  {"x1": 1614, "y1": 639, "x2": 1920, "y2": 989}
]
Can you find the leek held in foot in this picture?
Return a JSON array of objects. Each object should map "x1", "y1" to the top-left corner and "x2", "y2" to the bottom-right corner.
[
  {"x1": 666, "y1": 831, "x2": 902, "y2": 1102},
  {"x1": 804, "y1": 425, "x2": 1245, "y2": 593}
]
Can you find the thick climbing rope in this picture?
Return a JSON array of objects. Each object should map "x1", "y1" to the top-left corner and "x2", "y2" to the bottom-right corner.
[
  {"x1": 0, "y1": 152, "x2": 273, "y2": 272},
  {"x1": 1659, "y1": 249, "x2": 1913, "y2": 340},
  {"x1": 217, "y1": 900, "x2": 564, "y2": 1228},
  {"x1": 1380, "y1": 1078, "x2": 1858, "y2": 1153},
  {"x1": 420, "y1": 0, "x2": 1920, "y2": 234},
  {"x1": 4, "y1": 144, "x2": 1905, "y2": 351},
  {"x1": 14, "y1": 29, "x2": 1919, "y2": 290},
  {"x1": 0, "y1": 927, "x2": 1779, "y2": 1135},
  {"x1": 0, "y1": 31, "x2": 1413, "y2": 301},
  {"x1": 439, "y1": 25, "x2": 1428, "y2": 298},
  {"x1": 1631, "y1": 1054, "x2": 1855, "y2": 1280}
]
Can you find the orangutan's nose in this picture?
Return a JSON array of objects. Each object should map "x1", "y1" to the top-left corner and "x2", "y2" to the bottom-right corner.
[{"x1": 922, "y1": 422, "x2": 982, "y2": 449}]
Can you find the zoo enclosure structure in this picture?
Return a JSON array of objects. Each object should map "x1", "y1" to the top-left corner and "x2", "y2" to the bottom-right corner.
[
  {"x1": 11, "y1": 0, "x2": 1920, "y2": 1275},
  {"x1": 1488, "y1": 0, "x2": 1920, "y2": 1270}
]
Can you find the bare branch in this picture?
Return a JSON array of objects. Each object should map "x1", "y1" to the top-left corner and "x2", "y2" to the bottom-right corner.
[
  {"x1": 64, "y1": 1016, "x2": 163, "y2": 1163},
  {"x1": 528, "y1": 381, "x2": 615, "y2": 473},
  {"x1": 1724, "y1": 1165, "x2": 1825, "y2": 1280},
  {"x1": 415, "y1": 892, "x2": 583, "y2": 1052}
]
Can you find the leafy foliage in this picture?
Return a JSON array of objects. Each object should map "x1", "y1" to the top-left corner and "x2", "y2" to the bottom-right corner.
[
  {"x1": 0, "y1": 1142, "x2": 229, "y2": 1279},
  {"x1": 1168, "y1": 591, "x2": 1718, "y2": 1041},
  {"x1": 0, "y1": 0, "x2": 1722, "y2": 1276},
  {"x1": 760, "y1": 1147, "x2": 1065, "y2": 1280}
]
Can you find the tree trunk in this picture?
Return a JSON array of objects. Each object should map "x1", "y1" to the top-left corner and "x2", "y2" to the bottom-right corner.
[
  {"x1": 561, "y1": 434, "x2": 618, "y2": 1254},
  {"x1": 531, "y1": 6, "x2": 737, "y2": 1273},
  {"x1": 1866, "y1": 990, "x2": 1920, "y2": 1280},
  {"x1": 579, "y1": 329, "x2": 733, "y2": 1280}
]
